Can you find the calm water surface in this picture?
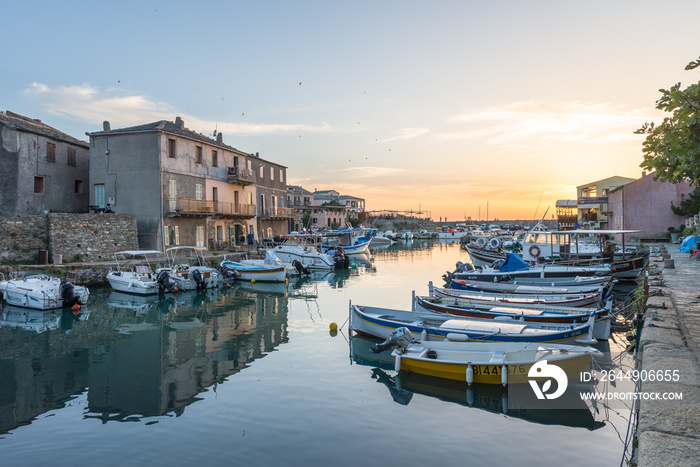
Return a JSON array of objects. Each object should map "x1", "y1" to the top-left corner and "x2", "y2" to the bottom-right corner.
[{"x1": 0, "y1": 241, "x2": 633, "y2": 466}]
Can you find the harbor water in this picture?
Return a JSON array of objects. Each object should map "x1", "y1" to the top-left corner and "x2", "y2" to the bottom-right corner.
[{"x1": 0, "y1": 240, "x2": 634, "y2": 466}]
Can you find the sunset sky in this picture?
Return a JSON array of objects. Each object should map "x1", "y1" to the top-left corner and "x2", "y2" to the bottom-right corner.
[{"x1": 3, "y1": 1, "x2": 699, "y2": 222}]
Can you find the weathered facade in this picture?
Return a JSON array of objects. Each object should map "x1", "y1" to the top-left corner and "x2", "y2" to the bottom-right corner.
[
  {"x1": 0, "y1": 111, "x2": 89, "y2": 216},
  {"x1": 607, "y1": 172, "x2": 694, "y2": 239},
  {"x1": 88, "y1": 117, "x2": 289, "y2": 251}
]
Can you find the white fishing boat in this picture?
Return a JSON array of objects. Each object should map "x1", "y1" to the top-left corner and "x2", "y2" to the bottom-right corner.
[
  {"x1": 220, "y1": 256, "x2": 287, "y2": 283},
  {"x1": 414, "y1": 295, "x2": 613, "y2": 339},
  {"x1": 106, "y1": 250, "x2": 163, "y2": 295},
  {"x1": 0, "y1": 271, "x2": 89, "y2": 310},
  {"x1": 429, "y1": 284, "x2": 603, "y2": 308},
  {"x1": 269, "y1": 238, "x2": 336, "y2": 269},
  {"x1": 447, "y1": 277, "x2": 612, "y2": 295},
  {"x1": 349, "y1": 303, "x2": 596, "y2": 345},
  {"x1": 156, "y1": 246, "x2": 221, "y2": 291}
]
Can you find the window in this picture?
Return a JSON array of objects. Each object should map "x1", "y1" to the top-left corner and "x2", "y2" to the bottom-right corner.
[
  {"x1": 233, "y1": 156, "x2": 239, "y2": 167},
  {"x1": 248, "y1": 193, "x2": 253, "y2": 205},
  {"x1": 75, "y1": 180, "x2": 83, "y2": 194},
  {"x1": 259, "y1": 165, "x2": 264, "y2": 178},
  {"x1": 46, "y1": 143, "x2": 56, "y2": 162},
  {"x1": 270, "y1": 167, "x2": 274, "y2": 181},
  {"x1": 212, "y1": 186, "x2": 218, "y2": 202},
  {"x1": 34, "y1": 176, "x2": 44, "y2": 193},
  {"x1": 260, "y1": 194, "x2": 266, "y2": 209},
  {"x1": 67, "y1": 147, "x2": 76, "y2": 166},
  {"x1": 164, "y1": 225, "x2": 179, "y2": 246},
  {"x1": 94, "y1": 183, "x2": 105, "y2": 207},
  {"x1": 280, "y1": 169, "x2": 284, "y2": 183},
  {"x1": 247, "y1": 160, "x2": 252, "y2": 172},
  {"x1": 168, "y1": 139, "x2": 176, "y2": 158},
  {"x1": 195, "y1": 184, "x2": 203, "y2": 200},
  {"x1": 168, "y1": 180, "x2": 177, "y2": 211},
  {"x1": 196, "y1": 226, "x2": 205, "y2": 247},
  {"x1": 196, "y1": 146, "x2": 202, "y2": 164},
  {"x1": 216, "y1": 225, "x2": 223, "y2": 242},
  {"x1": 212, "y1": 150, "x2": 218, "y2": 167}
]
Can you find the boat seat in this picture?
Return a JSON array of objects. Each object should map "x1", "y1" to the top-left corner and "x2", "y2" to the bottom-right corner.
[{"x1": 135, "y1": 266, "x2": 150, "y2": 274}]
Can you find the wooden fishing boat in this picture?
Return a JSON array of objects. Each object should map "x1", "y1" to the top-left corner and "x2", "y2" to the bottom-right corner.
[
  {"x1": 448, "y1": 277, "x2": 612, "y2": 295},
  {"x1": 391, "y1": 336, "x2": 600, "y2": 385},
  {"x1": 414, "y1": 295, "x2": 613, "y2": 340},
  {"x1": 349, "y1": 303, "x2": 596, "y2": 345}
]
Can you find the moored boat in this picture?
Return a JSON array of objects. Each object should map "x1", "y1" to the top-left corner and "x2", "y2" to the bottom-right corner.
[
  {"x1": 414, "y1": 295, "x2": 613, "y2": 340},
  {"x1": 0, "y1": 271, "x2": 89, "y2": 310},
  {"x1": 220, "y1": 257, "x2": 287, "y2": 282},
  {"x1": 390, "y1": 332, "x2": 601, "y2": 385},
  {"x1": 106, "y1": 250, "x2": 163, "y2": 295},
  {"x1": 349, "y1": 303, "x2": 596, "y2": 345},
  {"x1": 430, "y1": 284, "x2": 603, "y2": 308}
]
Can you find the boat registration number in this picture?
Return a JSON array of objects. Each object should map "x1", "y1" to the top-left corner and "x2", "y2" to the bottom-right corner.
[{"x1": 472, "y1": 365, "x2": 528, "y2": 376}]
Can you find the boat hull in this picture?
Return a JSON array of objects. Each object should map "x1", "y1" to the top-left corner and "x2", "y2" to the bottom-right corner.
[
  {"x1": 394, "y1": 344, "x2": 593, "y2": 384},
  {"x1": 350, "y1": 305, "x2": 593, "y2": 344}
]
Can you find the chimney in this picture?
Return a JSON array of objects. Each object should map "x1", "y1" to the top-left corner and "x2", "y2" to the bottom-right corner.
[
  {"x1": 175, "y1": 116, "x2": 184, "y2": 129},
  {"x1": 103, "y1": 121, "x2": 111, "y2": 132},
  {"x1": 217, "y1": 132, "x2": 223, "y2": 144}
]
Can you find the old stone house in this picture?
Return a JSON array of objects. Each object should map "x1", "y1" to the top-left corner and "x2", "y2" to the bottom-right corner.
[
  {"x1": 0, "y1": 111, "x2": 89, "y2": 216},
  {"x1": 88, "y1": 117, "x2": 290, "y2": 251}
]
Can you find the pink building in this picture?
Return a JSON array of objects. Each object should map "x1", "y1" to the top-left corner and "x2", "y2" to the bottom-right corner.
[{"x1": 607, "y1": 172, "x2": 693, "y2": 240}]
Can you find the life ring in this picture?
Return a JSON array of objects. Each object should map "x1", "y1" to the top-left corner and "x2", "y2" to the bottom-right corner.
[
  {"x1": 529, "y1": 245, "x2": 541, "y2": 258},
  {"x1": 476, "y1": 237, "x2": 487, "y2": 248},
  {"x1": 489, "y1": 237, "x2": 502, "y2": 249}
]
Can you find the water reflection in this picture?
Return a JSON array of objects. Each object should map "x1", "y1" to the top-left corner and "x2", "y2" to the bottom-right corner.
[
  {"x1": 350, "y1": 335, "x2": 606, "y2": 431},
  {"x1": 0, "y1": 286, "x2": 290, "y2": 433}
]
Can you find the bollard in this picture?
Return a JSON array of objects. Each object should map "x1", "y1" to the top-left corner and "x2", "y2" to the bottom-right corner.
[{"x1": 663, "y1": 259, "x2": 675, "y2": 269}]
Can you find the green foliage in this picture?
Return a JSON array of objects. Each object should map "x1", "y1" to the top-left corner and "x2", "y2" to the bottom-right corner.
[
  {"x1": 636, "y1": 57, "x2": 700, "y2": 185},
  {"x1": 346, "y1": 215, "x2": 361, "y2": 228},
  {"x1": 671, "y1": 186, "x2": 700, "y2": 215}
]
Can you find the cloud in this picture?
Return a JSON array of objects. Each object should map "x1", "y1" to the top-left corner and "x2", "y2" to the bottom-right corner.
[
  {"x1": 22, "y1": 82, "x2": 331, "y2": 136},
  {"x1": 380, "y1": 127, "x2": 430, "y2": 143},
  {"x1": 326, "y1": 166, "x2": 408, "y2": 178},
  {"x1": 442, "y1": 100, "x2": 656, "y2": 147}
]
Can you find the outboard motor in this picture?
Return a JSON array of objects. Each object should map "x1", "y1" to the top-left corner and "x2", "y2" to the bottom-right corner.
[
  {"x1": 157, "y1": 270, "x2": 177, "y2": 294},
  {"x1": 60, "y1": 281, "x2": 80, "y2": 307},
  {"x1": 370, "y1": 327, "x2": 416, "y2": 354},
  {"x1": 292, "y1": 260, "x2": 310, "y2": 275},
  {"x1": 192, "y1": 268, "x2": 206, "y2": 290}
]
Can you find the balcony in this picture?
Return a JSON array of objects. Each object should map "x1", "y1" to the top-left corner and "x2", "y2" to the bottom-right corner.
[
  {"x1": 166, "y1": 198, "x2": 256, "y2": 219},
  {"x1": 227, "y1": 166, "x2": 255, "y2": 186},
  {"x1": 258, "y1": 206, "x2": 294, "y2": 220}
]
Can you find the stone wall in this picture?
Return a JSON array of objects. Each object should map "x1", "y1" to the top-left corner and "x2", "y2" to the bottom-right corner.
[
  {"x1": 48, "y1": 213, "x2": 138, "y2": 263},
  {"x1": 0, "y1": 213, "x2": 139, "y2": 265},
  {"x1": 0, "y1": 215, "x2": 49, "y2": 264}
]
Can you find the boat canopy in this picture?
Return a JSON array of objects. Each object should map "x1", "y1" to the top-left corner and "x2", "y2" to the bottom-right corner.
[{"x1": 498, "y1": 253, "x2": 529, "y2": 272}]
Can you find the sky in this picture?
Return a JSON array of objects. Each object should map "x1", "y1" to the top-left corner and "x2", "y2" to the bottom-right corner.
[{"x1": 3, "y1": 1, "x2": 700, "y2": 222}]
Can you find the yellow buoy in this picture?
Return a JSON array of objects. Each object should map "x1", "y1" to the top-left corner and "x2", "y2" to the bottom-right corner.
[
  {"x1": 251, "y1": 279, "x2": 256, "y2": 284},
  {"x1": 329, "y1": 322, "x2": 338, "y2": 331}
]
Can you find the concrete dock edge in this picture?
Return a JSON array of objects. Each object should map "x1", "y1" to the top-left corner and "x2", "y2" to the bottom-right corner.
[{"x1": 636, "y1": 243, "x2": 700, "y2": 466}]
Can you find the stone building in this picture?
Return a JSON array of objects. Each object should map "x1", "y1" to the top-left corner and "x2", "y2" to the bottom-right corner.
[
  {"x1": 88, "y1": 117, "x2": 290, "y2": 251},
  {"x1": 0, "y1": 111, "x2": 89, "y2": 216}
]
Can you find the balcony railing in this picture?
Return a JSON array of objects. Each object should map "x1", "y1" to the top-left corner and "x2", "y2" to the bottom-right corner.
[
  {"x1": 258, "y1": 206, "x2": 294, "y2": 219},
  {"x1": 166, "y1": 198, "x2": 256, "y2": 218},
  {"x1": 227, "y1": 167, "x2": 255, "y2": 185}
]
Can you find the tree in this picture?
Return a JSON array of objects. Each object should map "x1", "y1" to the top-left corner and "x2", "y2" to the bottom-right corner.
[
  {"x1": 636, "y1": 57, "x2": 700, "y2": 185},
  {"x1": 671, "y1": 185, "x2": 700, "y2": 216}
]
